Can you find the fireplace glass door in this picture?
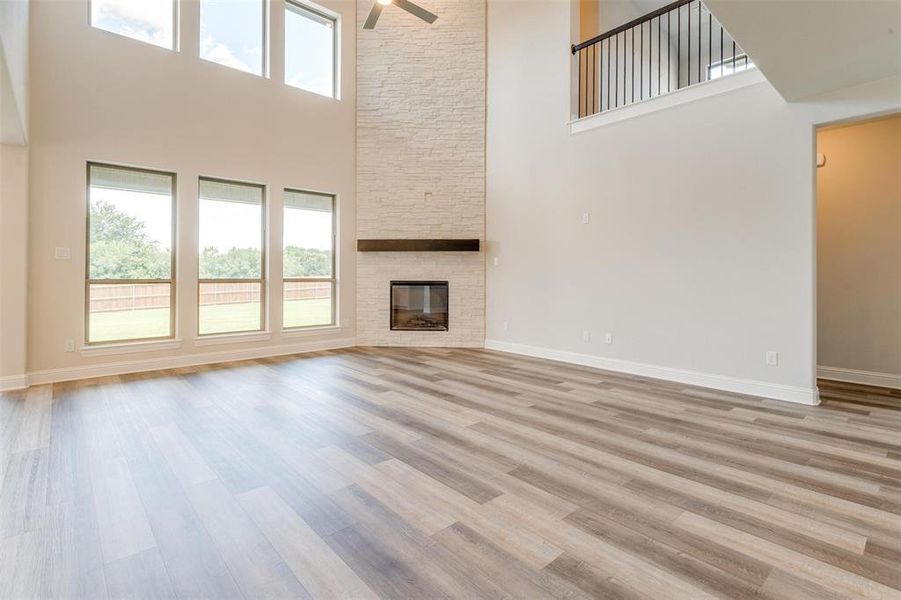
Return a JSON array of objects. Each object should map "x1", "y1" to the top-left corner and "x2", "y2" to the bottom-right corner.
[{"x1": 390, "y1": 281, "x2": 449, "y2": 331}]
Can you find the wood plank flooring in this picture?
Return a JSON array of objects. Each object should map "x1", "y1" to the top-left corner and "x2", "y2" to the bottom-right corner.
[{"x1": 2, "y1": 347, "x2": 901, "y2": 599}]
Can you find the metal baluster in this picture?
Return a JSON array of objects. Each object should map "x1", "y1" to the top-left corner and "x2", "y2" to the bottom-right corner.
[
  {"x1": 720, "y1": 26, "x2": 723, "y2": 78},
  {"x1": 578, "y1": 49, "x2": 583, "y2": 117},
  {"x1": 687, "y1": 3, "x2": 691, "y2": 86},
  {"x1": 640, "y1": 22, "x2": 643, "y2": 100},
  {"x1": 732, "y1": 39, "x2": 736, "y2": 73},
  {"x1": 615, "y1": 33, "x2": 619, "y2": 108},
  {"x1": 677, "y1": 6, "x2": 681, "y2": 89},
  {"x1": 697, "y1": 1, "x2": 701, "y2": 84},
  {"x1": 668, "y1": 10, "x2": 672, "y2": 92},
  {"x1": 647, "y1": 20, "x2": 651, "y2": 98},
  {"x1": 592, "y1": 44, "x2": 596, "y2": 114},
  {"x1": 657, "y1": 16, "x2": 661, "y2": 96},
  {"x1": 707, "y1": 7, "x2": 711, "y2": 82},
  {"x1": 631, "y1": 28, "x2": 634, "y2": 103},
  {"x1": 606, "y1": 38, "x2": 611, "y2": 111}
]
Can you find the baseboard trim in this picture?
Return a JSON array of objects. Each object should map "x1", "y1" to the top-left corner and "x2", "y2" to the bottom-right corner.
[
  {"x1": 817, "y1": 365, "x2": 901, "y2": 390},
  {"x1": 0, "y1": 374, "x2": 29, "y2": 392},
  {"x1": 485, "y1": 339, "x2": 819, "y2": 405},
  {"x1": 25, "y1": 337, "x2": 356, "y2": 386}
]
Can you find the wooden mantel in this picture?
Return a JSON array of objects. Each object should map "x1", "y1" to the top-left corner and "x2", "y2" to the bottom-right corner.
[{"x1": 356, "y1": 239, "x2": 480, "y2": 252}]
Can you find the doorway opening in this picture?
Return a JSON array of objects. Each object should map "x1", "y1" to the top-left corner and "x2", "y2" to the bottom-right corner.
[{"x1": 815, "y1": 113, "x2": 901, "y2": 407}]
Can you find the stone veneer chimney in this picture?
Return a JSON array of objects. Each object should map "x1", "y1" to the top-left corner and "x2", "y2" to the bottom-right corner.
[{"x1": 355, "y1": 0, "x2": 486, "y2": 346}]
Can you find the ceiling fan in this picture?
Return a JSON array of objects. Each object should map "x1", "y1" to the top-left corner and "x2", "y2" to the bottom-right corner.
[{"x1": 363, "y1": 0, "x2": 438, "y2": 29}]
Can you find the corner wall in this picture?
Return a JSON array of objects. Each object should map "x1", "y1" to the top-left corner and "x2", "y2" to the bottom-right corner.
[
  {"x1": 355, "y1": 0, "x2": 486, "y2": 346},
  {"x1": 0, "y1": 144, "x2": 28, "y2": 389},
  {"x1": 817, "y1": 115, "x2": 901, "y2": 388},
  {"x1": 0, "y1": 0, "x2": 29, "y2": 390},
  {"x1": 486, "y1": 0, "x2": 901, "y2": 403}
]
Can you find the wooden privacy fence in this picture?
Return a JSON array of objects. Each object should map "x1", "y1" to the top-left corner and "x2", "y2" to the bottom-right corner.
[{"x1": 90, "y1": 282, "x2": 330, "y2": 313}]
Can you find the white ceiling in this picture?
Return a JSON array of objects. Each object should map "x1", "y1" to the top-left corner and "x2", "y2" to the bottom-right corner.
[{"x1": 704, "y1": 0, "x2": 901, "y2": 101}]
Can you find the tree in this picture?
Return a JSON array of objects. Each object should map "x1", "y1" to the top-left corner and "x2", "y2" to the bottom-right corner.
[
  {"x1": 199, "y1": 247, "x2": 262, "y2": 279},
  {"x1": 284, "y1": 246, "x2": 331, "y2": 277},
  {"x1": 89, "y1": 200, "x2": 170, "y2": 279},
  {"x1": 89, "y1": 200, "x2": 332, "y2": 281}
]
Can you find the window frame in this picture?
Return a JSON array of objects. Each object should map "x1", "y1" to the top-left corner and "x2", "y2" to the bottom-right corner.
[
  {"x1": 197, "y1": 176, "x2": 268, "y2": 337},
  {"x1": 84, "y1": 161, "x2": 178, "y2": 346},
  {"x1": 88, "y1": 0, "x2": 179, "y2": 51},
  {"x1": 284, "y1": 0, "x2": 339, "y2": 99},
  {"x1": 282, "y1": 188, "x2": 337, "y2": 330},
  {"x1": 198, "y1": 0, "x2": 270, "y2": 77},
  {"x1": 706, "y1": 54, "x2": 754, "y2": 80}
]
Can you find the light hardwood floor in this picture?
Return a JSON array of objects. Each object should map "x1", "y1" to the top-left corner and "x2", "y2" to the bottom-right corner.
[{"x1": 2, "y1": 347, "x2": 900, "y2": 599}]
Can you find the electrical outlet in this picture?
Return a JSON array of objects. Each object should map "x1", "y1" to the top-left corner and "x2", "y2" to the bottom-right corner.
[
  {"x1": 581, "y1": 212, "x2": 591, "y2": 225},
  {"x1": 605, "y1": 332, "x2": 613, "y2": 344},
  {"x1": 64, "y1": 339, "x2": 75, "y2": 352},
  {"x1": 55, "y1": 247, "x2": 71, "y2": 260},
  {"x1": 766, "y1": 351, "x2": 779, "y2": 366},
  {"x1": 582, "y1": 330, "x2": 591, "y2": 342},
  {"x1": 502, "y1": 321, "x2": 509, "y2": 332},
  {"x1": 493, "y1": 256, "x2": 499, "y2": 266}
]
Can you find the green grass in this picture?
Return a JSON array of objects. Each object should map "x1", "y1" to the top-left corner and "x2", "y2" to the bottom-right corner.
[
  {"x1": 282, "y1": 298, "x2": 333, "y2": 329},
  {"x1": 89, "y1": 299, "x2": 332, "y2": 342}
]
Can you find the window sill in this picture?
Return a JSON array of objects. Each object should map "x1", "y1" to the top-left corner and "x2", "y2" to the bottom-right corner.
[
  {"x1": 193, "y1": 331, "x2": 272, "y2": 347},
  {"x1": 80, "y1": 338, "x2": 182, "y2": 357},
  {"x1": 281, "y1": 324, "x2": 346, "y2": 338},
  {"x1": 569, "y1": 68, "x2": 766, "y2": 134}
]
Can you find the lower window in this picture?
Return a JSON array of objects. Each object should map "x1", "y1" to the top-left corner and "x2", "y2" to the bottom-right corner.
[
  {"x1": 87, "y1": 282, "x2": 173, "y2": 343},
  {"x1": 198, "y1": 281, "x2": 263, "y2": 335},
  {"x1": 282, "y1": 189, "x2": 336, "y2": 329},
  {"x1": 86, "y1": 163, "x2": 176, "y2": 344},
  {"x1": 283, "y1": 280, "x2": 334, "y2": 328},
  {"x1": 197, "y1": 177, "x2": 266, "y2": 336}
]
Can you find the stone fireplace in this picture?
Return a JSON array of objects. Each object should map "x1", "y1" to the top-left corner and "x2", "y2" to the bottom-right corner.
[{"x1": 355, "y1": 0, "x2": 485, "y2": 347}]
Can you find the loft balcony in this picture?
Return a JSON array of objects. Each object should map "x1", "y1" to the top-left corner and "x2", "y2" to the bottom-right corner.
[{"x1": 573, "y1": 0, "x2": 755, "y2": 119}]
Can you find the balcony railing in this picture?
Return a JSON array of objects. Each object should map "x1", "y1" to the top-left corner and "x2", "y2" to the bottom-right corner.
[{"x1": 573, "y1": 0, "x2": 753, "y2": 119}]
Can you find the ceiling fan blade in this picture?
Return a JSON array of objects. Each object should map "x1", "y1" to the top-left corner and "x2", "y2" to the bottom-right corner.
[
  {"x1": 394, "y1": 0, "x2": 438, "y2": 24},
  {"x1": 363, "y1": 3, "x2": 383, "y2": 29}
]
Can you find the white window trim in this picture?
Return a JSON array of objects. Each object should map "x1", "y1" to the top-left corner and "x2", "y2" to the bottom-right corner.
[
  {"x1": 281, "y1": 324, "x2": 346, "y2": 338},
  {"x1": 194, "y1": 331, "x2": 273, "y2": 347},
  {"x1": 80, "y1": 339, "x2": 183, "y2": 357}
]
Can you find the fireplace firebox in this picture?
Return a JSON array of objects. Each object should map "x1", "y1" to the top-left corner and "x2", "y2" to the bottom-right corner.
[{"x1": 390, "y1": 281, "x2": 448, "y2": 331}]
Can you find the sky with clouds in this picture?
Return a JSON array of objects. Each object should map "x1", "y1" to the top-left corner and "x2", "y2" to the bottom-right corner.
[{"x1": 91, "y1": 0, "x2": 334, "y2": 96}]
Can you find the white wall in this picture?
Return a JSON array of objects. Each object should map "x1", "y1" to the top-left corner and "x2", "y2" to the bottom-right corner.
[
  {"x1": 486, "y1": 0, "x2": 901, "y2": 403},
  {"x1": 26, "y1": 0, "x2": 356, "y2": 380},
  {"x1": 817, "y1": 115, "x2": 901, "y2": 386}
]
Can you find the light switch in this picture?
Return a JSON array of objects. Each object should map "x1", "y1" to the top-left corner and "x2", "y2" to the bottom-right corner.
[{"x1": 55, "y1": 247, "x2": 71, "y2": 260}]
